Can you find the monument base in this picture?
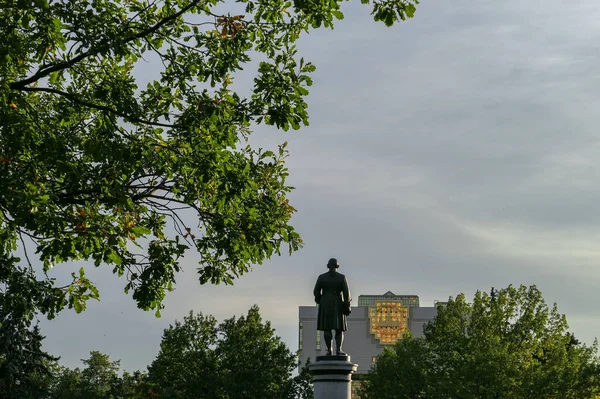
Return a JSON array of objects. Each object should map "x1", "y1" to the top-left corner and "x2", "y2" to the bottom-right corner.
[{"x1": 309, "y1": 355, "x2": 358, "y2": 399}]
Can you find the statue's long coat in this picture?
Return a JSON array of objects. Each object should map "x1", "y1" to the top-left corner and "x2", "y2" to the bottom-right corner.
[{"x1": 313, "y1": 271, "x2": 351, "y2": 331}]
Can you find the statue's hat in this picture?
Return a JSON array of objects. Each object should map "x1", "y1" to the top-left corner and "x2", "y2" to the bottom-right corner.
[{"x1": 327, "y1": 258, "x2": 339, "y2": 268}]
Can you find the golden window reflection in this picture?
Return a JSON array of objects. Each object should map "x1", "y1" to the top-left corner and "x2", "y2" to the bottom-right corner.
[{"x1": 369, "y1": 301, "x2": 408, "y2": 345}]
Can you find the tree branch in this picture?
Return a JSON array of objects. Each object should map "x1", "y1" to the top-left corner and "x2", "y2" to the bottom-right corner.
[
  {"x1": 155, "y1": 31, "x2": 209, "y2": 54},
  {"x1": 9, "y1": 0, "x2": 203, "y2": 89},
  {"x1": 17, "y1": 230, "x2": 33, "y2": 272},
  {"x1": 17, "y1": 86, "x2": 177, "y2": 128}
]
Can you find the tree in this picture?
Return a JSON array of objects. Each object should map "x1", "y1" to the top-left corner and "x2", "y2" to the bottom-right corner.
[
  {"x1": 146, "y1": 310, "x2": 220, "y2": 398},
  {"x1": 147, "y1": 305, "x2": 297, "y2": 398},
  {"x1": 0, "y1": 268, "x2": 59, "y2": 399},
  {"x1": 360, "y1": 285, "x2": 600, "y2": 399},
  {"x1": 49, "y1": 366, "x2": 82, "y2": 399},
  {"x1": 119, "y1": 370, "x2": 152, "y2": 399},
  {"x1": 283, "y1": 359, "x2": 313, "y2": 399},
  {"x1": 0, "y1": 0, "x2": 420, "y2": 317},
  {"x1": 50, "y1": 351, "x2": 139, "y2": 399},
  {"x1": 78, "y1": 351, "x2": 122, "y2": 398},
  {"x1": 0, "y1": 324, "x2": 57, "y2": 399},
  {"x1": 359, "y1": 333, "x2": 431, "y2": 399}
]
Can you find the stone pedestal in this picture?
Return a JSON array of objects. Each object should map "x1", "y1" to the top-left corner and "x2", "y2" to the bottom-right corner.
[{"x1": 308, "y1": 355, "x2": 358, "y2": 399}]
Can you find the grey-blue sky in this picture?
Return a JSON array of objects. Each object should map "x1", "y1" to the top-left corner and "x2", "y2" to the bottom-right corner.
[{"x1": 41, "y1": 0, "x2": 600, "y2": 371}]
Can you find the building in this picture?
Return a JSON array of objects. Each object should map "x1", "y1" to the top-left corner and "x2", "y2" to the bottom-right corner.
[{"x1": 298, "y1": 291, "x2": 438, "y2": 397}]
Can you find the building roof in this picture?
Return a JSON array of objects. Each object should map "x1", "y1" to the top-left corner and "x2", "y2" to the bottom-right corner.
[{"x1": 358, "y1": 292, "x2": 420, "y2": 298}]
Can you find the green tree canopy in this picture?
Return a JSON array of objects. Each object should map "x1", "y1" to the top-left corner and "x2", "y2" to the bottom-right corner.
[
  {"x1": 0, "y1": 273, "x2": 58, "y2": 399},
  {"x1": 49, "y1": 351, "x2": 146, "y2": 399},
  {"x1": 0, "y1": 321, "x2": 57, "y2": 399},
  {"x1": 0, "y1": 0, "x2": 419, "y2": 318},
  {"x1": 147, "y1": 305, "x2": 298, "y2": 398},
  {"x1": 284, "y1": 359, "x2": 313, "y2": 399},
  {"x1": 360, "y1": 285, "x2": 600, "y2": 399}
]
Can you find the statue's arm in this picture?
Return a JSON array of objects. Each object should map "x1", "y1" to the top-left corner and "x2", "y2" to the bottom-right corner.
[
  {"x1": 313, "y1": 277, "x2": 322, "y2": 304},
  {"x1": 343, "y1": 276, "x2": 351, "y2": 305}
]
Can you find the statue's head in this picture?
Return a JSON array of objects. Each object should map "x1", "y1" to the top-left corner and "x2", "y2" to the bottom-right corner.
[{"x1": 327, "y1": 258, "x2": 339, "y2": 269}]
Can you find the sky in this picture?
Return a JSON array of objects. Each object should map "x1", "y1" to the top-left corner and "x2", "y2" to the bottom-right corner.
[{"x1": 40, "y1": 0, "x2": 600, "y2": 371}]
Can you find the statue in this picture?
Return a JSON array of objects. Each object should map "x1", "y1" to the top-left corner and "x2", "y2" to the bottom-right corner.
[{"x1": 313, "y1": 258, "x2": 351, "y2": 356}]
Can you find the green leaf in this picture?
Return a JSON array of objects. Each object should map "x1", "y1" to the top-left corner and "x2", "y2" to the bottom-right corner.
[
  {"x1": 107, "y1": 251, "x2": 122, "y2": 265},
  {"x1": 332, "y1": 10, "x2": 344, "y2": 20}
]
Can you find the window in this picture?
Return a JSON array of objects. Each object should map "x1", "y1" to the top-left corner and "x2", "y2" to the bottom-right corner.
[
  {"x1": 299, "y1": 323, "x2": 303, "y2": 351},
  {"x1": 316, "y1": 331, "x2": 321, "y2": 350}
]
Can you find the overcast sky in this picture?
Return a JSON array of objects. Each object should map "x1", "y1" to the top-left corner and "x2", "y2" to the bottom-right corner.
[{"x1": 41, "y1": 0, "x2": 600, "y2": 371}]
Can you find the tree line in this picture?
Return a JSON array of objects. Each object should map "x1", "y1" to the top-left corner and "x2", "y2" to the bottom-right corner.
[
  {"x1": 0, "y1": 305, "x2": 313, "y2": 399},
  {"x1": 360, "y1": 285, "x2": 600, "y2": 399},
  {"x1": 3, "y1": 284, "x2": 598, "y2": 398}
]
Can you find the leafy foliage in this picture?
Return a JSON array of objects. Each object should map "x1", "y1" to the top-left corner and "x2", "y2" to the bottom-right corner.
[
  {"x1": 49, "y1": 351, "x2": 149, "y2": 399},
  {"x1": 146, "y1": 310, "x2": 220, "y2": 397},
  {"x1": 147, "y1": 305, "x2": 298, "y2": 398},
  {"x1": 0, "y1": 267, "x2": 59, "y2": 399},
  {"x1": 360, "y1": 285, "x2": 600, "y2": 399},
  {"x1": 1, "y1": 306, "x2": 309, "y2": 398},
  {"x1": 284, "y1": 359, "x2": 313, "y2": 399},
  {"x1": 0, "y1": 322, "x2": 57, "y2": 399},
  {"x1": 359, "y1": 333, "x2": 431, "y2": 399},
  {"x1": 0, "y1": 0, "x2": 419, "y2": 317}
]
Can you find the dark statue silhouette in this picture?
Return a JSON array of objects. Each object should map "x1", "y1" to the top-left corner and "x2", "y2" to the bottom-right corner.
[{"x1": 313, "y1": 258, "x2": 352, "y2": 356}]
